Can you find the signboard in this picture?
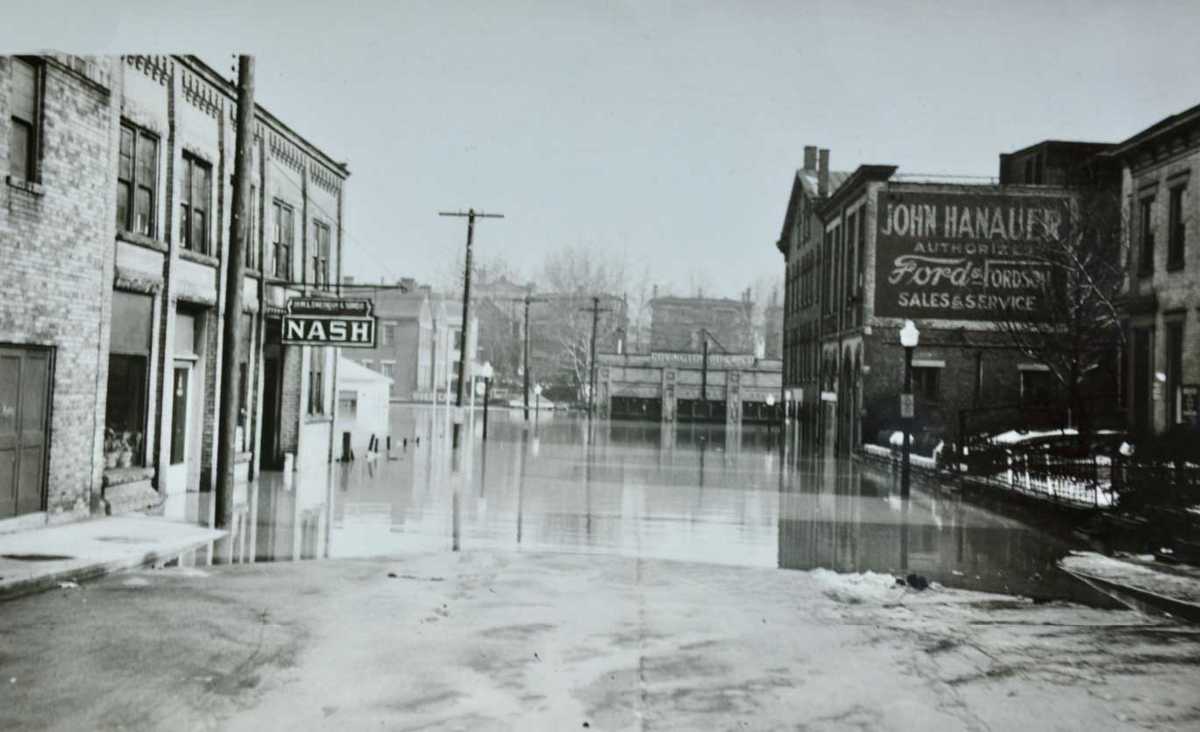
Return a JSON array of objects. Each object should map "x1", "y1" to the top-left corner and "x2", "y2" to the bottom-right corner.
[
  {"x1": 874, "y1": 191, "x2": 1072, "y2": 321},
  {"x1": 282, "y1": 297, "x2": 376, "y2": 347},
  {"x1": 1181, "y1": 385, "x2": 1199, "y2": 421},
  {"x1": 650, "y1": 352, "x2": 758, "y2": 369},
  {"x1": 899, "y1": 393, "x2": 914, "y2": 419}
]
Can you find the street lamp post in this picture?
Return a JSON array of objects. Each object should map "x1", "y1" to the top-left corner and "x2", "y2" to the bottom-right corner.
[
  {"x1": 899, "y1": 320, "x2": 920, "y2": 500},
  {"x1": 480, "y1": 362, "x2": 494, "y2": 440},
  {"x1": 766, "y1": 393, "x2": 776, "y2": 436}
]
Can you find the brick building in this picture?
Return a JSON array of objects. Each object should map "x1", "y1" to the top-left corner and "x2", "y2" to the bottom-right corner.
[
  {"x1": 777, "y1": 146, "x2": 849, "y2": 417},
  {"x1": 777, "y1": 144, "x2": 1120, "y2": 454},
  {"x1": 342, "y1": 280, "x2": 478, "y2": 403},
  {"x1": 649, "y1": 295, "x2": 753, "y2": 355},
  {"x1": 1107, "y1": 103, "x2": 1200, "y2": 435},
  {"x1": 1, "y1": 55, "x2": 348, "y2": 526}
]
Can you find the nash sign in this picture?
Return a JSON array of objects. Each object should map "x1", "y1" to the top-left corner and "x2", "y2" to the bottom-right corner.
[
  {"x1": 282, "y1": 297, "x2": 376, "y2": 348},
  {"x1": 874, "y1": 191, "x2": 1071, "y2": 321}
]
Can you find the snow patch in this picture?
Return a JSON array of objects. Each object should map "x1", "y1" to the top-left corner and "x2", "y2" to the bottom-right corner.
[{"x1": 809, "y1": 569, "x2": 900, "y2": 604}]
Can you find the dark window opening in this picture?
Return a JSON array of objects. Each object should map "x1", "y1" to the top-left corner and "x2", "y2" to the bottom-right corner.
[
  {"x1": 117, "y1": 122, "x2": 159, "y2": 237},
  {"x1": 312, "y1": 220, "x2": 331, "y2": 288},
  {"x1": 1166, "y1": 321, "x2": 1183, "y2": 425},
  {"x1": 1138, "y1": 197, "x2": 1155, "y2": 275},
  {"x1": 912, "y1": 367, "x2": 940, "y2": 404},
  {"x1": 308, "y1": 348, "x2": 325, "y2": 415},
  {"x1": 272, "y1": 201, "x2": 294, "y2": 280},
  {"x1": 1167, "y1": 184, "x2": 1186, "y2": 271},
  {"x1": 9, "y1": 57, "x2": 40, "y2": 182},
  {"x1": 1020, "y1": 369, "x2": 1055, "y2": 407},
  {"x1": 180, "y1": 153, "x2": 212, "y2": 254}
]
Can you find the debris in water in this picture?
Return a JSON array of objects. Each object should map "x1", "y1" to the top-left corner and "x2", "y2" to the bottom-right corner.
[
  {"x1": 905, "y1": 574, "x2": 929, "y2": 591},
  {"x1": 58, "y1": 581, "x2": 80, "y2": 590}
]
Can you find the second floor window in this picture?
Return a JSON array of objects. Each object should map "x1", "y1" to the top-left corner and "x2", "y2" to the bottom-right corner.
[
  {"x1": 117, "y1": 122, "x2": 158, "y2": 237},
  {"x1": 9, "y1": 58, "x2": 41, "y2": 182},
  {"x1": 272, "y1": 201, "x2": 294, "y2": 280},
  {"x1": 180, "y1": 154, "x2": 212, "y2": 254},
  {"x1": 312, "y1": 221, "x2": 331, "y2": 288},
  {"x1": 1138, "y1": 196, "x2": 1155, "y2": 275},
  {"x1": 1168, "y1": 184, "x2": 1187, "y2": 271}
]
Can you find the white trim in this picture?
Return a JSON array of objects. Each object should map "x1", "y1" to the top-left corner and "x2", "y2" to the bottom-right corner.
[
  {"x1": 912, "y1": 359, "x2": 945, "y2": 368},
  {"x1": 1018, "y1": 363, "x2": 1050, "y2": 372}
]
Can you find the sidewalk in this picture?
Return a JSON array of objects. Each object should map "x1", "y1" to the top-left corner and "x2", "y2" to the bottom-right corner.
[
  {"x1": 0, "y1": 515, "x2": 225, "y2": 600},
  {"x1": 1060, "y1": 551, "x2": 1200, "y2": 622}
]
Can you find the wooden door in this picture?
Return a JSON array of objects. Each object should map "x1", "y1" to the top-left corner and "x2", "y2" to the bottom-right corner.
[{"x1": 0, "y1": 347, "x2": 50, "y2": 519}]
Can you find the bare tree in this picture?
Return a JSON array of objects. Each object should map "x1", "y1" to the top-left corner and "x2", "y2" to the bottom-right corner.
[
  {"x1": 534, "y1": 245, "x2": 627, "y2": 402},
  {"x1": 994, "y1": 185, "x2": 1125, "y2": 441}
]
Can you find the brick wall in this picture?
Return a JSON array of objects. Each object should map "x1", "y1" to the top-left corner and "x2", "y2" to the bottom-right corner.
[
  {"x1": 650, "y1": 298, "x2": 754, "y2": 353},
  {"x1": 0, "y1": 57, "x2": 115, "y2": 519}
]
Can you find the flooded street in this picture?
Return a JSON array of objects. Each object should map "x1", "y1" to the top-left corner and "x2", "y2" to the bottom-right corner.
[{"x1": 217, "y1": 404, "x2": 1103, "y2": 606}]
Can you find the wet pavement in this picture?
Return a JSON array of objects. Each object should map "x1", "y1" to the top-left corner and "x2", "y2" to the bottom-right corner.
[{"x1": 196, "y1": 405, "x2": 1110, "y2": 606}]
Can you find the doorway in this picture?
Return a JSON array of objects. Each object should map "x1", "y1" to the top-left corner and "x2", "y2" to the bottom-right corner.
[
  {"x1": 1131, "y1": 327, "x2": 1153, "y2": 436},
  {"x1": 0, "y1": 346, "x2": 51, "y2": 519},
  {"x1": 260, "y1": 350, "x2": 283, "y2": 469},
  {"x1": 165, "y1": 362, "x2": 192, "y2": 493}
]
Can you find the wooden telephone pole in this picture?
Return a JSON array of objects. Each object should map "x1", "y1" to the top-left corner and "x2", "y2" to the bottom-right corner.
[
  {"x1": 438, "y1": 208, "x2": 503, "y2": 448},
  {"x1": 579, "y1": 296, "x2": 613, "y2": 418},
  {"x1": 215, "y1": 56, "x2": 255, "y2": 529}
]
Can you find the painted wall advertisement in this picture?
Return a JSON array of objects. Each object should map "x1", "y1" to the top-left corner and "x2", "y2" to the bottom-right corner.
[{"x1": 874, "y1": 191, "x2": 1072, "y2": 320}]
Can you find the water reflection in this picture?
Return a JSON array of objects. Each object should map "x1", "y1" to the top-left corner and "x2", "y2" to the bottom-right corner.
[{"x1": 175, "y1": 405, "x2": 1107, "y2": 604}]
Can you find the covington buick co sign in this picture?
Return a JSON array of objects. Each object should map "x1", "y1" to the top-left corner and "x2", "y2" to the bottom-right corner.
[
  {"x1": 282, "y1": 297, "x2": 377, "y2": 347},
  {"x1": 874, "y1": 191, "x2": 1071, "y2": 320}
]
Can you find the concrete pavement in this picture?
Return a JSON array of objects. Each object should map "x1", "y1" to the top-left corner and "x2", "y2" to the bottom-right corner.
[
  {"x1": 2, "y1": 549, "x2": 1200, "y2": 730},
  {"x1": 0, "y1": 515, "x2": 224, "y2": 600}
]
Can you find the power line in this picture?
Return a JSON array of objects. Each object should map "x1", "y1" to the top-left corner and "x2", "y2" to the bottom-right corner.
[{"x1": 267, "y1": 158, "x2": 403, "y2": 287}]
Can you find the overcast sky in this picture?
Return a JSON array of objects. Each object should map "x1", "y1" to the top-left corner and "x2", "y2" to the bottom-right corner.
[{"x1": 7, "y1": 1, "x2": 1200, "y2": 297}]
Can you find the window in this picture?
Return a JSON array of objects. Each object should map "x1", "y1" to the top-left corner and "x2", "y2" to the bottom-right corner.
[
  {"x1": 380, "y1": 362, "x2": 395, "y2": 397},
  {"x1": 1166, "y1": 320, "x2": 1183, "y2": 425},
  {"x1": 338, "y1": 390, "x2": 357, "y2": 418},
  {"x1": 179, "y1": 154, "x2": 212, "y2": 254},
  {"x1": 1168, "y1": 184, "x2": 1186, "y2": 271},
  {"x1": 105, "y1": 291, "x2": 153, "y2": 467},
  {"x1": 1020, "y1": 369, "x2": 1055, "y2": 406},
  {"x1": 912, "y1": 367, "x2": 940, "y2": 404},
  {"x1": 9, "y1": 57, "x2": 41, "y2": 182},
  {"x1": 1138, "y1": 196, "x2": 1155, "y2": 275},
  {"x1": 272, "y1": 201, "x2": 294, "y2": 280},
  {"x1": 307, "y1": 348, "x2": 325, "y2": 415},
  {"x1": 117, "y1": 122, "x2": 159, "y2": 237},
  {"x1": 312, "y1": 220, "x2": 331, "y2": 288}
]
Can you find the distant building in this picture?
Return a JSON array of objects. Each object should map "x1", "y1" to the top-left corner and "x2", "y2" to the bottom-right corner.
[
  {"x1": 649, "y1": 295, "x2": 753, "y2": 354},
  {"x1": 334, "y1": 357, "x2": 391, "y2": 458},
  {"x1": 597, "y1": 351, "x2": 782, "y2": 425},
  {"x1": 342, "y1": 280, "x2": 477, "y2": 403},
  {"x1": 999, "y1": 140, "x2": 1115, "y2": 187},
  {"x1": 1106, "y1": 103, "x2": 1200, "y2": 435}
]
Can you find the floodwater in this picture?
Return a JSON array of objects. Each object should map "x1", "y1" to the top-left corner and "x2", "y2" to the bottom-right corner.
[{"x1": 180, "y1": 404, "x2": 1110, "y2": 605}]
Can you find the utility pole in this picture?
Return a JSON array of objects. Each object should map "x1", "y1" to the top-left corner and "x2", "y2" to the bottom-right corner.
[
  {"x1": 579, "y1": 296, "x2": 613, "y2": 418},
  {"x1": 523, "y1": 293, "x2": 532, "y2": 422},
  {"x1": 439, "y1": 208, "x2": 503, "y2": 448},
  {"x1": 216, "y1": 55, "x2": 254, "y2": 529}
]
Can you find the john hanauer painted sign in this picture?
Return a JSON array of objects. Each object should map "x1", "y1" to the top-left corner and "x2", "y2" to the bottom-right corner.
[
  {"x1": 283, "y1": 297, "x2": 376, "y2": 347},
  {"x1": 874, "y1": 191, "x2": 1071, "y2": 321}
]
